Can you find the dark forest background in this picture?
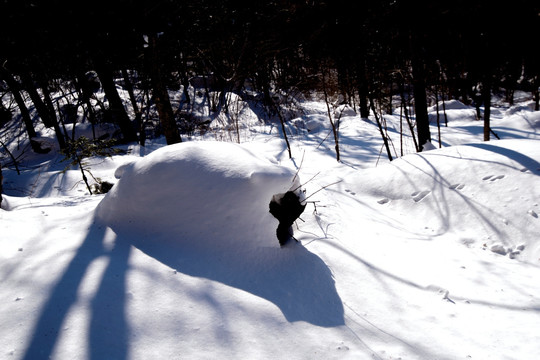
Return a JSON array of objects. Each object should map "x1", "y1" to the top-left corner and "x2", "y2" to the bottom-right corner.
[{"x1": 1, "y1": 0, "x2": 539, "y2": 153}]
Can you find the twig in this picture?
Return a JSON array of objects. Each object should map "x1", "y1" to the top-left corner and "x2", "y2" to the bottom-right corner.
[
  {"x1": 316, "y1": 129, "x2": 333, "y2": 149},
  {"x1": 292, "y1": 149, "x2": 306, "y2": 184},
  {"x1": 303, "y1": 180, "x2": 343, "y2": 202},
  {"x1": 291, "y1": 171, "x2": 320, "y2": 193}
]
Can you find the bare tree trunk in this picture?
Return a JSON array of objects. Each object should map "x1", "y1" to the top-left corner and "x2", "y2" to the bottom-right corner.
[
  {"x1": 322, "y1": 74, "x2": 340, "y2": 162},
  {"x1": 399, "y1": 82, "x2": 419, "y2": 152},
  {"x1": 0, "y1": 66, "x2": 45, "y2": 153},
  {"x1": 21, "y1": 72, "x2": 66, "y2": 149},
  {"x1": 533, "y1": 75, "x2": 539, "y2": 111},
  {"x1": 369, "y1": 95, "x2": 393, "y2": 161},
  {"x1": 21, "y1": 72, "x2": 54, "y2": 127},
  {"x1": 94, "y1": 59, "x2": 138, "y2": 143},
  {"x1": 482, "y1": 77, "x2": 492, "y2": 141},
  {"x1": 434, "y1": 85, "x2": 441, "y2": 148},
  {"x1": 411, "y1": 65, "x2": 431, "y2": 150},
  {"x1": 410, "y1": 32, "x2": 431, "y2": 151},
  {"x1": 147, "y1": 33, "x2": 182, "y2": 145},
  {"x1": 121, "y1": 68, "x2": 144, "y2": 145},
  {"x1": 357, "y1": 74, "x2": 370, "y2": 118},
  {"x1": 275, "y1": 104, "x2": 292, "y2": 159},
  {"x1": 0, "y1": 163, "x2": 3, "y2": 208},
  {"x1": 178, "y1": 52, "x2": 191, "y2": 106}
]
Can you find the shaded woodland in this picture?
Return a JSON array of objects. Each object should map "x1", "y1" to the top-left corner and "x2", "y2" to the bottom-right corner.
[{"x1": 0, "y1": 0, "x2": 539, "y2": 153}]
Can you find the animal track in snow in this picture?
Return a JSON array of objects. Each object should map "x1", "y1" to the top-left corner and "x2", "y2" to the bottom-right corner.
[
  {"x1": 411, "y1": 190, "x2": 431, "y2": 202},
  {"x1": 345, "y1": 189, "x2": 356, "y2": 196},
  {"x1": 377, "y1": 198, "x2": 390, "y2": 204},
  {"x1": 449, "y1": 183, "x2": 465, "y2": 190},
  {"x1": 482, "y1": 174, "x2": 505, "y2": 182}
]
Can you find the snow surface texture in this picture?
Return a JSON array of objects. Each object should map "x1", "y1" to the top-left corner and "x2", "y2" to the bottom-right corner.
[{"x1": 1, "y1": 92, "x2": 540, "y2": 360}]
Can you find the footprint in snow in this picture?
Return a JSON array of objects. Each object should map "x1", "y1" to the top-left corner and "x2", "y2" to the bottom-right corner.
[
  {"x1": 411, "y1": 190, "x2": 431, "y2": 202},
  {"x1": 482, "y1": 174, "x2": 505, "y2": 181},
  {"x1": 449, "y1": 183, "x2": 465, "y2": 190},
  {"x1": 377, "y1": 198, "x2": 390, "y2": 204}
]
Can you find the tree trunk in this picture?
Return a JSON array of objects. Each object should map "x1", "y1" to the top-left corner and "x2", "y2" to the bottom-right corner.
[
  {"x1": 356, "y1": 57, "x2": 370, "y2": 118},
  {"x1": 147, "y1": 33, "x2": 182, "y2": 145},
  {"x1": 21, "y1": 72, "x2": 66, "y2": 149},
  {"x1": 0, "y1": 66, "x2": 45, "y2": 153},
  {"x1": 409, "y1": 29, "x2": 431, "y2": 151},
  {"x1": 369, "y1": 95, "x2": 393, "y2": 161},
  {"x1": 411, "y1": 61, "x2": 431, "y2": 150},
  {"x1": 482, "y1": 78, "x2": 492, "y2": 141},
  {"x1": 322, "y1": 73, "x2": 340, "y2": 162},
  {"x1": 399, "y1": 83, "x2": 419, "y2": 153},
  {"x1": 178, "y1": 53, "x2": 191, "y2": 106},
  {"x1": 40, "y1": 80, "x2": 67, "y2": 149},
  {"x1": 533, "y1": 75, "x2": 539, "y2": 111},
  {"x1": 94, "y1": 59, "x2": 138, "y2": 143},
  {"x1": 0, "y1": 162, "x2": 3, "y2": 208},
  {"x1": 20, "y1": 72, "x2": 54, "y2": 127},
  {"x1": 121, "y1": 68, "x2": 144, "y2": 145}
]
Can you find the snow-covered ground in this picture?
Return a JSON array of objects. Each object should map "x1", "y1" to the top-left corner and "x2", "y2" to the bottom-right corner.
[{"x1": 1, "y1": 92, "x2": 540, "y2": 359}]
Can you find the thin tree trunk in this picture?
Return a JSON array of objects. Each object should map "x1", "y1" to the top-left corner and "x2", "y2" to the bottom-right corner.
[
  {"x1": 533, "y1": 76, "x2": 539, "y2": 111},
  {"x1": 411, "y1": 66, "x2": 431, "y2": 150},
  {"x1": 482, "y1": 77, "x2": 492, "y2": 141},
  {"x1": 74, "y1": 73, "x2": 98, "y2": 136},
  {"x1": 0, "y1": 66, "x2": 44, "y2": 153},
  {"x1": 0, "y1": 163, "x2": 3, "y2": 208},
  {"x1": 121, "y1": 68, "x2": 144, "y2": 145},
  {"x1": 410, "y1": 32, "x2": 431, "y2": 151},
  {"x1": 21, "y1": 72, "x2": 66, "y2": 149},
  {"x1": 400, "y1": 105, "x2": 404, "y2": 156},
  {"x1": 21, "y1": 72, "x2": 54, "y2": 127},
  {"x1": 399, "y1": 82, "x2": 419, "y2": 152},
  {"x1": 322, "y1": 70, "x2": 340, "y2": 162},
  {"x1": 178, "y1": 53, "x2": 191, "y2": 106},
  {"x1": 40, "y1": 82, "x2": 67, "y2": 149},
  {"x1": 275, "y1": 104, "x2": 292, "y2": 159},
  {"x1": 94, "y1": 59, "x2": 138, "y2": 143},
  {"x1": 434, "y1": 86, "x2": 441, "y2": 148},
  {"x1": 369, "y1": 95, "x2": 393, "y2": 161},
  {"x1": 147, "y1": 33, "x2": 182, "y2": 145}
]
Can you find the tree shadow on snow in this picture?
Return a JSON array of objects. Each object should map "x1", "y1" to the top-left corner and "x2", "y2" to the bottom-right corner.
[
  {"x1": 466, "y1": 142, "x2": 540, "y2": 175},
  {"x1": 21, "y1": 222, "x2": 131, "y2": 360},
  {"x1": 120, "y1": 227, "x2": 345, "y2": 328},
  {"x1": 20, "y1": 219, "x2": 343, "y2": 360}
]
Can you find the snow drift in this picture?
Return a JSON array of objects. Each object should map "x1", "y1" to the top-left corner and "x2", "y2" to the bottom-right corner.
[
  {"x1": 96, "y1": 141, "x2": 298, "y2": 246},
  {"x1": 94, "y1": 141, "x2": 343, "y2": 327}
]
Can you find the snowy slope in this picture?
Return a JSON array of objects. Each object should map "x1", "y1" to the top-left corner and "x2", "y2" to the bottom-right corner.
[{"x1": 1, "y1": 95, "x2": 540, "y2": 360}]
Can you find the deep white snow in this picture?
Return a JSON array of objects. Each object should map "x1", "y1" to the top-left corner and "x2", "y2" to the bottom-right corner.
[{"x1": 1, "y1": 91, "x2": 540, "y2": 360}]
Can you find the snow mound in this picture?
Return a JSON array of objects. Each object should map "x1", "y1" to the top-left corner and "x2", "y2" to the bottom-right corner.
[
  {"x1": 302, "y1": 114, "x2": 328, "y2": 133},
  {"x1": 344, "y1": 139, "x2": 540, "y2": 263},
  {"x1": 428, "y1": 99, "x2": 470, "y2": 112},
  {"x1": 334, "y1": 104, "x2": 356, "y2": 118},
  {"x1": 96, "y1": 141, "x2": 297, "y2": 247}
]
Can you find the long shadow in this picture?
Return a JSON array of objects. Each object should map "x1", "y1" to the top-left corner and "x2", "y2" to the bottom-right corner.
[
  {"x1": 114, "y1": 226, "x2": 345, "y2": 327},
  {"x1": 21, "y1": 221, "x2": 130, "y2": 360},
  {"x1": 89, "y1": 236, "x2": 131, "y2": 360},
  {"x1": 465, "y1": 142, "x2": 540, "y2": 175}
]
